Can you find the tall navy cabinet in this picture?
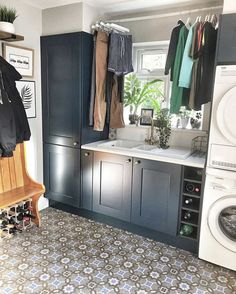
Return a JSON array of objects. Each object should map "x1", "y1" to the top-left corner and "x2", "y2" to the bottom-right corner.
[{"x1": 41, "y1": 32, "x2": 108, "y2": 207}]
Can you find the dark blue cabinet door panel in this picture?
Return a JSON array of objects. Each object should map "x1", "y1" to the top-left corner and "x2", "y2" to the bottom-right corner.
[
  {"x1": 131, "y1": 158, "x2": 182, "y2": 235},
  {"x1": 41, "y1": 33, "x2": 81, "y2": 147},
  {"x1": 93, "y1": 152, "x2": 132, "y2": 221},
  {"x1": 44, "y1": 143, "x2": 80, "y2": 207}
]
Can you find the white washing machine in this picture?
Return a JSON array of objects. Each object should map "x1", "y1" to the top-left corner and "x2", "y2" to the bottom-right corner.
[
  {"x1": 208, "y1": 65, "x2": 236, "y2": 171},
  {"x1": 199, "y1": 167, "x2": 236, "y2": 271}
]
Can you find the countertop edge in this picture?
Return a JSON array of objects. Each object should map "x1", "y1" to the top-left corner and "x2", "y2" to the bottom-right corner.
[{"x1": 81, "y1": 141, "x2": 205, "y2": 169}]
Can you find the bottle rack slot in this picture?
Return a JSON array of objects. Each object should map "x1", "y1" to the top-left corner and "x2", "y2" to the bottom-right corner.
[
  {"x1": 181, "y1": 209, "x2": 199, "y2": 226},
  {"x1": 178, "y1": 166, "x2": 204, "y2": 240},
  {"x1": 0, "y1": 198, "x2": 34, "y2": 240}
]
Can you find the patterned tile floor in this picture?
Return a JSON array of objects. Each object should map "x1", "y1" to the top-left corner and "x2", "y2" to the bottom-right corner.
[{"x1": 0, "y1": 207, "x2": 235, "y2": 294}]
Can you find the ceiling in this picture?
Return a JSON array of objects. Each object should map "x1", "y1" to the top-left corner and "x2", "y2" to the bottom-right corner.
[{"x1": 22, "y1": 0, "x2": 223, "y2": 12}]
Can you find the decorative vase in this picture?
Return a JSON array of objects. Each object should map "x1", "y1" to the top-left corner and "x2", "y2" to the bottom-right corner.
[
  {"x1": 190, "y1": 118, "x2": 201, "y2": 129},
  {"x1": 0, "y1": 22, "x2": 15, "y2": 34},
  {"x1": 180, "y1": 117, "x2": 189, "y2": 129}
]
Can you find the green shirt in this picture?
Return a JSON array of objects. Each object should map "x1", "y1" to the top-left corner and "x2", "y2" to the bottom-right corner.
[{"x1": 170, "y1": 26, "x2": 189, "y2": 114}]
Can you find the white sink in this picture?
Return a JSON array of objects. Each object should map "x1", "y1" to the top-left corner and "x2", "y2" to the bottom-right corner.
[
  {"x1": 132, "y1": 144, "x2": 157, "y2": 151},
  {"x1": 150, "y1": 147, "x2": 192, "y2": 159},
  {"x1": 98, "y1": 140, "x2": 141, "y2": 149}
]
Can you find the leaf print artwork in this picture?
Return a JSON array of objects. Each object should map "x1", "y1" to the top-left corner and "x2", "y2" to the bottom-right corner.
[{"x1": 21, "y1": 84, "x2": 32, "y2": 109}]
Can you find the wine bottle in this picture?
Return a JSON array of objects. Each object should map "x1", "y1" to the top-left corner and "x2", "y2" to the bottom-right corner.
[
  {"x1": 179, "y1": 224, "x2": 193, "y2": 236},
  {"x1": 184, "y1": 198, "x2": 193, "y2": 205},
  {"x1": 183, "y1": 211, "x2": 192, "y2": 220}
]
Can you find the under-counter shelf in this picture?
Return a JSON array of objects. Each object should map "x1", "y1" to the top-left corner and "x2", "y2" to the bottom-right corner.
[{"x1": 0, "y1": 31, "x2": 24, "y2": 42}]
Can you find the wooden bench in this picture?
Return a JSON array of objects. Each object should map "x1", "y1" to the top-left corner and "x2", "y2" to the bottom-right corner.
[{"x1": 0, "y1": 143, "x2": 45, "y2": 227}]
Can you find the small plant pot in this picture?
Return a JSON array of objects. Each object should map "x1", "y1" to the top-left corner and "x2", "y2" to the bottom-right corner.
[
  {"x1": 0, "y1": 22, "x2": 15, "y2": 34},
  {"x1": 190, "y1": 118, "x2": 201, "y2": 129},
  {"x1": 129, "y1": 114, "x2": 138, "y2": 125},
  {"x1": 180, "y1": 117, "x2": 189, "y2": 129}
]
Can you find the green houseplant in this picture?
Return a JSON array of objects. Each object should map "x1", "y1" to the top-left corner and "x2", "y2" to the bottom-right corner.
[
  {"x1": 0, "y1": 6, "x2": 17, "y2": 34},
  {"x1": 155, "y1": 108, "x2": 171, "y2": 149},
  {"x1": 124, "y1": 74, "x2": 162, "y2": 124}
]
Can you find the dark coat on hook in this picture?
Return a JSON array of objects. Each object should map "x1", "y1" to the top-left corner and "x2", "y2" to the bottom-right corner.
[{"x1": 0, "y1": 56, "x2": 31, "y2": 157}]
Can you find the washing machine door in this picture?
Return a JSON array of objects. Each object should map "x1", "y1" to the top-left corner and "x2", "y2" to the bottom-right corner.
[
  {"x1": 208, "y1": 196, "x2": 236, "y2": 252},
  {"x1": 217, "y1": 86, "x2": 236, "y2": 145}
]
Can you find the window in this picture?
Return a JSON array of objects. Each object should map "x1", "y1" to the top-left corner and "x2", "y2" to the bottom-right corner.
[
  {"x1": 123, "y1": 41, "x2": 205, "y2": 130},
  {"x1": 123, "y1": 42, "x2": 170, "y2": 125}
]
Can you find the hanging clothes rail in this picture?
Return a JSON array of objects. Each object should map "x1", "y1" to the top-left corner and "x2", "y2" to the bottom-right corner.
[{"x1": 91, "y1": 21, "x2": 130, "y2": 33}]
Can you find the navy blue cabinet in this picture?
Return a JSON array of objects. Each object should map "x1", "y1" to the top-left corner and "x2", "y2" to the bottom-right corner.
[
  {"x1": 44, "y1": 144, "x2": 80, "y2": 207},
  {"x1": 131, "y1": 158, "x2": 182, "y2": 235},
  {"x1": 41, "y1": 32, "x2": 108, "y2": 206},
  {"x1": 93, "y1": 152, "x2": 132, "y2": 222}
]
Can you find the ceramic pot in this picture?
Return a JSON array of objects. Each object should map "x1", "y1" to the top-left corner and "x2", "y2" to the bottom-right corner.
[
  {"x1": 129, "y1": 114, "x2": 138, "y2": 125},
  {"x1": 0, "y1": 22, "x2": 15, "y2": 34},
  {"x1": 180, "y1": 117, "x2": 189, "y2": 129}
]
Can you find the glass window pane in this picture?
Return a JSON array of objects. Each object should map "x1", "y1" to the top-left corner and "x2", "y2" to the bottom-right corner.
[{"x1": 141, "y1": 53, "x2": 166, "y2": 71}]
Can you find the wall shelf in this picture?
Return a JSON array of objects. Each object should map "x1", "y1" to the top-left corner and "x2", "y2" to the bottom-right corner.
[{"x1": 0, "y1": 31, "x2": 24, "y2": 42}]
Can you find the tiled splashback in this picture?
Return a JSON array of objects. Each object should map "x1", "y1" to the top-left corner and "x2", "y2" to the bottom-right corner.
[{"x1": 111, "y1": 126, "x2": 207, "y2": 149}]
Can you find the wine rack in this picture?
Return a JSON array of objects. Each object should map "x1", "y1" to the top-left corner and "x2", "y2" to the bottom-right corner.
[
  {"x1": 178, "y1": 166, "x2": 204, "y2": 240},
  {"x1": 0, "y1": 198, "x2": 34, "y2": 240}
]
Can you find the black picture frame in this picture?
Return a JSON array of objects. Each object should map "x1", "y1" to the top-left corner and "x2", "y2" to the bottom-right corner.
[{"x1": 140, "y1": 108, "x2": 154, "y2": 126}]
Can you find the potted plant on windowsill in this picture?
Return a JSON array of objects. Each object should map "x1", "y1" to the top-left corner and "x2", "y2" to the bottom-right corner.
[
  {"x1": 0, "y1": 6, "x2": 17, "y2": 34},
  {"x1": 124, "y1": 74, "x2": 160, "y2": 124},
  {"x1": 155, "y1": 108, "x2": 172, "y2": 149}
]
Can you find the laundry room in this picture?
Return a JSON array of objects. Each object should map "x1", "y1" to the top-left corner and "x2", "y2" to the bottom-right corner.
[{"x1": 0, "y1": 0, "x2": 235, "y2": 293}]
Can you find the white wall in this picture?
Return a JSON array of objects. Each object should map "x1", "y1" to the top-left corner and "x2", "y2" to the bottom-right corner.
[
  {"x1": 223, "y1": 0, "x2": 236, "y2": 13},
  {"x1": 42, "y1": 2, "x2": 104, "y2": 35},
  {"x1": 42, "y1": 2, "x2": 83, "y2": 35},
  {"x1": 0, "y1": 0, "x2": 47, "y2": 210}
]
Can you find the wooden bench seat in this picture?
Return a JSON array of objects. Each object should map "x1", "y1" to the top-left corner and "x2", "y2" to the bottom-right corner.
[{"x1": 0, "y1": 143, "x2": 45, "y2": 227}]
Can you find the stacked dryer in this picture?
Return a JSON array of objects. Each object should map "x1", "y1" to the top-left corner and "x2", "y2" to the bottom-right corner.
[{"x1": 199, "y1": 65, "x2": 236, "y2": 271}]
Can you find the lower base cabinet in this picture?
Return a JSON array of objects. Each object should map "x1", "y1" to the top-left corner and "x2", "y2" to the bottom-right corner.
[
  {"x1": 89, "y1": 151, "x2": 182, "y2": 235},
  {"x1": 93, "y1": 152, "x2": 132, "y2": 222},
  {"x1": 131, "y1": 158, "x2": 182, "y2": 235}
]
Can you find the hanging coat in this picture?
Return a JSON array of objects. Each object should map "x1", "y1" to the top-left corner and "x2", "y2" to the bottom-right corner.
[
  {"x1": 170, "y1": 26, "x2": 190, "y2": 114},
  {"x1": 165, "y1": 20, "x2": 185, "y2": 81},
  {"x1": 0, "y1": 56, "x2": 31, "y2": 156}
]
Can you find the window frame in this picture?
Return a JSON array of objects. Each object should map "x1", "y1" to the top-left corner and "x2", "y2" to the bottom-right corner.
[{"x1": 133, "y1": 41, "x2": 170, "y2": 109}]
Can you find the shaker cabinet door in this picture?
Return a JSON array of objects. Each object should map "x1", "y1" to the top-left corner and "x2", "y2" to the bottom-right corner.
[
  {"x1": 41, "y1": 33, "x2": 81, "y2": 147},
  {"x1": 131, "y1": 158, "x2": 182, "y2": 235},
  {"x1": 43, "y1": 143, "x2": 81, "y2": 207},
  {"x1": 93, "y1": 152, "x2": 132, "y2": 222}
]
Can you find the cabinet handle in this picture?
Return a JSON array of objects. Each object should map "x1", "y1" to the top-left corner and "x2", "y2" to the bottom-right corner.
[
  {"x1": 126, "y1": 159, "x2": 131, "y2": 163},
  {"x1": 134, "y1": 160, "x2": 141, "y2": 165},
  {"x1": 73, "y1": 142, "x2": 78, "y2": 146},
  {"x1": 84, "y1": 152, "x2": 90, "y2": 157}
]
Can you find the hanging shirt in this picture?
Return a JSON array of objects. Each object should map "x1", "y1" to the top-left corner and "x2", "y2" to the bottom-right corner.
[
  {"x1": 170, "y1": 26, "x2": 189, "y2": 114},
  {"x1": 179, "y1": 24, "x2": 195, "y2": 88},
  {"x1": 165, "y1": 20, "x2": 185, "y2": 81}
]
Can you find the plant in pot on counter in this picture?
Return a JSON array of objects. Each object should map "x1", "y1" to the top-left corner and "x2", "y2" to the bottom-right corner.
[
  {"x1": 0, "y1": 6, "x2": 17, "y2": 34},
  {"x1": 124, "y1": 74, "x2": 161, "y2": 124},
  {"x1": 155, "y1": 108, "x2": 171, "y2": 149},
  {"x1": 178, "y1": 107, "x2": 191, "y2": 129}
]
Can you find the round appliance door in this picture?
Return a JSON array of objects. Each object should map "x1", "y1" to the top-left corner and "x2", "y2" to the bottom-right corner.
[
  {"x1": 217, "y1": 86, "x2": 236, "y2": 145},
  {"x1": 208, "y1": 196, "x2": 236, "y2": 252}
]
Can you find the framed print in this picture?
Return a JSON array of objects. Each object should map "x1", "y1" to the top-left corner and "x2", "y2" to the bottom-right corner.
[
  {"x1": 16, "y1": 80, "x2": 36, "y2": 118},
  {"x1": 3, "y1": 43, "x2": 34, "y2": 77},
  {"x1": 140, "y1": 108, "x2": 154, "y2": 126}
]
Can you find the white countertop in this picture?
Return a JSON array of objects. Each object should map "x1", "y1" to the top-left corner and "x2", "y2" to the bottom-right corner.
[{"x1": 82, "y1": 140, "x2": 205, "y2": 168}]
